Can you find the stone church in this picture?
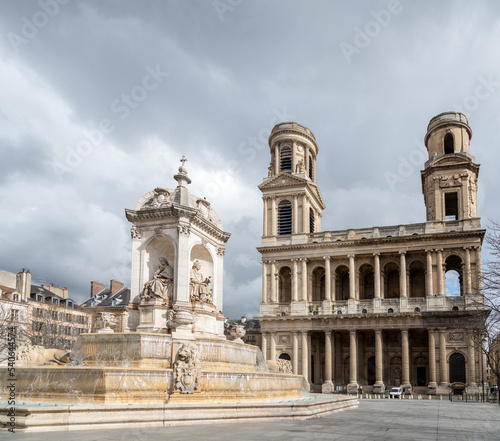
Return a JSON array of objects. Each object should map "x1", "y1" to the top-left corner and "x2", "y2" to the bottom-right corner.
[{"x1": 257, "y1": 112, "x2": 485, "y2": 395}]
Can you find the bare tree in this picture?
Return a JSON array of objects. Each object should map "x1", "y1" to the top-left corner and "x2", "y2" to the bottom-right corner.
[{"x1": 480, "y1": 221, "x2": 500, "y2": 387}]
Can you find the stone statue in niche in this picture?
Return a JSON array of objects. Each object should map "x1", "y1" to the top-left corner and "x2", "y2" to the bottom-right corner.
[
  {"x1": 268, "y1": 163, "x2": 274, "y2": 177},
  {"x1": 295, "y1": 158, "x2": 305, "y2": 173},
  {"x1": 142, "y1": 257, "x2": 174, "y2": 301},
  {"x1": 174, "y1": 342, "x2": 201, "y2": 394},
  {"x1": 190, "y1": 260, "x2": 212, "y2": 303}
]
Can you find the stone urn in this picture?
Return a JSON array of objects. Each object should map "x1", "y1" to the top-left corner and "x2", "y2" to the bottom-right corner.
[
  {"x1": 95, "y1": 312, "x2": 117, "y2": 333},
  {"x1": 229, "y1": 324, "x2": 246, "y2": 342}
]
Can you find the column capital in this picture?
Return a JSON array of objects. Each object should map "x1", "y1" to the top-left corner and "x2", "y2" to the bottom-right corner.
[
  {"x1": 473, "y1": 245, "x2": 481, "y2": 251},
  {"x1": 425, "y1": 249, "x2": 433, "y2": 254},
  {"x1": 399, "y1": 250, "x2": 407, "y2": 255},
  {"x1": 300, "y1": 258, "x2": 308, "y2": 263},
  {"x1": 347, "y1": 254, "x2": 355, "y2": 259},
  {"x1": 463, "y1": 246, "x2": 472, "y2": 251},
  {"x1": 323, "y1": 256, "x2": 331, "y2": 261},
  {"x1": 373, "y1": 252, "x2": 380, "y2": 257}
]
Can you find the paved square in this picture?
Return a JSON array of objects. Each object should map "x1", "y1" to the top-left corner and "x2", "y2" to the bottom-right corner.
[{"x1": 2, "y1": 399, "x2": 499, "y2": 440}]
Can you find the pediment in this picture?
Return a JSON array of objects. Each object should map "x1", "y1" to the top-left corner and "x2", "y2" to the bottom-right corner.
[{"x1": 258, "y1": 172, "x2": 308, "y2": 190}]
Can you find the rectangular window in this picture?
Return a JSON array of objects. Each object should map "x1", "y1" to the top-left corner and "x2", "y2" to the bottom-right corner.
[{"x1": 445, "y1": 192, "x2": 458, "y2": 220}]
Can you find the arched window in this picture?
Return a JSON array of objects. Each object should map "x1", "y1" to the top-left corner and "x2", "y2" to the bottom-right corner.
[
  {"x1": 280, "y1": 146, "x2": 292, "y2": 171},
  {"x1": 409, "y1": 261, "x2": 426, "y2": 298},
  {"x1": 278, "y1": 200, "x2": 292, "y2": 235},
  {"x1": 359, "y1": 265, "x2": 374, "y2": 300},
  {"x1": 449, "y1": 352, "x2": 466, "y2": 383},
  {"x1": 444, "y1": 133, "x2": 454, "y2": 154},
  {"x1": 335, "y1": 266, "x2": 349, "y2": 300},
  {"x1": 309, "y1": 208, "x2": 315, "y2": 233},
  {"x1": 312, "y1": 267, "x2": 325, "y2": 301},
  {"x1": 384, "y1": 263, "x2": 400, "y2": 298},
  {"x1": 278, "y1": 267, "x2": 292, "y2": 303},
  {"x1": 445, "y1": 255, "x2": 463, "y2": 296},
  {"x1": 279, "y1": 353, "x2": 291, "y2": 361},
  {"x1": 308, "y1": 155, "x2": 313, "y2": 179}
]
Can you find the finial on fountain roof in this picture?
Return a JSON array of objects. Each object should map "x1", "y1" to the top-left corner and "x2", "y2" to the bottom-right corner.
[
  {"x1": 179, "y1": 156, "x2": 188, "y2": 174},
  {"x1": 174, "y1": 155, "x2": 191, "y2": 195}
]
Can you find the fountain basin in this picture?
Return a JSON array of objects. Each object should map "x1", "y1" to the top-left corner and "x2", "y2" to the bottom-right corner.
[{"x1": 0, "y1": 395, "x2": 358, "y2": 432}]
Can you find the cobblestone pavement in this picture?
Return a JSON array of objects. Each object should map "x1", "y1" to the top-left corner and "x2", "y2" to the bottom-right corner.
[{"x1": 1, "y1": 399, "x2": 499, "y2": 440}]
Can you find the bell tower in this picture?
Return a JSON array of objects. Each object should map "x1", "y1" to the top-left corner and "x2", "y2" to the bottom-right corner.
[
  {"x1": 421, "y1": 112, "x2": 480, "y2": 222},
  {"x1": 259, "y1": 122, "x2": 325, "y2": 240}
]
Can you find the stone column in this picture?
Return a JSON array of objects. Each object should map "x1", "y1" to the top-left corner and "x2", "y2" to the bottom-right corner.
[
  {"x1": 263, "y1": 197, "x2": 268, "y2": 236},
  {"x1": 270, "y1": 332, "x2": 276, "y2": 362},
  {"x1": 323, "y1": 330, "x2": 333, "y2": 393},
  {"x1": 271, "y1": 197, "x2": 277, "y2": 236},
  {"x1": 308, "y1": 333, "x2": 313, "y2": 383},
  {"x1": 426, "y1": 250, "x2": 433, "y2": 297},
  {"x1": 401, "y1": 329, "x2": 411, "y2": 388},
  {"x1": 262, "y1": 261, "x2": 268, "y2": 303},
  {"x1": 348, "y1": 330, "x2": 358, "y2": 393},
  {"x1": 292, "y1": 194, "x2": 298, "y2": 234},
  {"x1": 304, "y1": 145, "x2": 310, "y2": 176},
  {"x1": 274, "y1": 145, "x2": 279, "y2": 172},
  {"x1": 348, "y1": 255, "x2": 355, "y2": 300},
  {"x1": 374, "y1": 329, "x2": 384, "y2": 392},
  {"x1": 476, "y1": 247, "x2": 482, "y2": 291},
  {"x1": 374, "y1": 253, "x2": 381, "y2": 298},
  {"x1": 335, "y1": 332, "x2": 342, "y2": 384},
  {"x1": 324, "y1": 257, "x2": 331, "y2": 301},
  {"x1": 464, "y1": 247, "x2": 471, "y2": 295},
  {"x1": 292, "y1": 332, "x2": 299, "y2": 375},
  {"x1": 302, "y1": 194, "x2": 308, "y2": 233},
  {"x1": 261, "y1": 332, "x2": 268, "y2": 361},
  {"x1": 428, "y1": 329, "x2": 437, "y2": 389},
  {"x1": 301, "y1": 331, "x2": 308, "y2": 381},
  {"x1": 439, "y1": 328, "x2": 449, "y2": 386},
  {"x1": 400, "y1": 251, "x2": 407, "y2": 298},
  {"x1": 437, "y1": 249, "x2": 444, "y2": 295},
  {"x1": 468, "y1": 335, "x2": 477, "y2": 387},
  {"x1": 270, "y1": 260, "x2": 277, "y2": 303},
  {"x1": 301, "y1": 258, "x2": 308, "y2": 301},
  {"x1": 292, "y1": 259, "x2": 299, "y2": 302}
]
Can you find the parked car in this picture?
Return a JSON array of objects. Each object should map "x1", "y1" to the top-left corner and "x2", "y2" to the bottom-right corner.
[{"x1": 390, "y1": 387, "x2": 402, "y2": 397}]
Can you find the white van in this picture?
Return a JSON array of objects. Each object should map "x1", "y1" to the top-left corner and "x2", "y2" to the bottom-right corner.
[{"x1": 390, "y1": 387, "x2": 402, "y2": 397}]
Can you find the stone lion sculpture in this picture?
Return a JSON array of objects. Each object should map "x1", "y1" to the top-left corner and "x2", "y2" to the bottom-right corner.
[
  {"x1": 16, "y1": 345, "x2": 71, "y2": 366},
  {"x1": 174, "y1": 342, "x2": 201, "y2": 394}
]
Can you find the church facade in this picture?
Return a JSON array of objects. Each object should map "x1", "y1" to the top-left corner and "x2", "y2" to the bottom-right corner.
[{"x1": 257, "y1": 112, "x2": 486, "y2": 395}]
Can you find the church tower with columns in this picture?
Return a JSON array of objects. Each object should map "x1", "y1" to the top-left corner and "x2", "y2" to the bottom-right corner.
[
  {"x1": 422, "y1": 112, "x2": 479, "y2": 223},
  {"x1": 257, "y1": 113, "x2": 486, "y2": 396}
]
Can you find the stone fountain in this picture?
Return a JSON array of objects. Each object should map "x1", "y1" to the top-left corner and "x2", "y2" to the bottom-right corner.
[{"x1": 0, "y1": 159, "x2": 357, "y2": 432}]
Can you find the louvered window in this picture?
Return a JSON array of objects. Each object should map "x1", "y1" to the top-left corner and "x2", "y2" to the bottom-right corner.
[
  {"x1": 309, "y1": 207, "x2": 315, "y2": 233},
  {"x1": 278, "y1": 200, "x2": 292, "y2": 235},
  {"x1": 308, "y1": 156, "x2": 313, "y2": 179},
  {"x1": 280, "y1": 146, "x2": 292, "y2": 171}
]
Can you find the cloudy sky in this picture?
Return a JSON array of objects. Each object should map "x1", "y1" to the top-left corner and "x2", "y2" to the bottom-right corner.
[{"x1": 0, "y1": 0, "x2": 499, "y2": 319}]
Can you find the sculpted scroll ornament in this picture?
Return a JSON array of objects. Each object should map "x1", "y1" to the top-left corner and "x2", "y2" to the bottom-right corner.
[
  {"x1": 174, "y1": 342, "x2": 201, "y2": 394},
  {"x1": 130, "y1": 225, "x2": 141, "y2": 239},
  {"x1": 448, "y1": 332, "x2": 464, "y2": 342}
]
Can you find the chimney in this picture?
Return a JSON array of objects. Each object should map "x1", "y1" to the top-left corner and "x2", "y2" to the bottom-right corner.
[
  {"x1": 16, "y1": 269, "x2": 31, "y2": 302},
  {"x1": 91, "y1": 281, "x2": 105, "y2": 297},
  {"x1": 110, "y1": 279, "x2": 124, "y2": 296}
]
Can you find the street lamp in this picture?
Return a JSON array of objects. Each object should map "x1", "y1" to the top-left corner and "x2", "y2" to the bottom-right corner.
[{"x1": 480, "y1": 338, "x2": 487, "y2": 403}]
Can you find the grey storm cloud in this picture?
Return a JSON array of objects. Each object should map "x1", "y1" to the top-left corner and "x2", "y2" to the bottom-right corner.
[{"x1": 0, "y1": 0, "x2": 500, "y2": 318}]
